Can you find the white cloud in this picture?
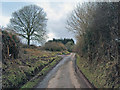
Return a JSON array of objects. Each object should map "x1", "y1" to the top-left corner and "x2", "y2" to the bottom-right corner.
[
  {"x1": 47, "y1": 32, "x2": 56, "y2": 40},
  {"x1": 2, "y1": 0, "x2": 117, "y2": 2},
  {"x1": 0, "y1": 16, "x2": 10, "y2": 27},
  {"x1": 36, "y1": 2, "x2": 75, "y2": 21},
  {"x1": 62, "y1": 3, "x2": 75, "y2": 12},
  {"x1": 35, "y1": 2, "x2": 77, "y2": 40},
  {"x1": 36, "y1": 3, "x2": 60, "y2": 21},
  {"x1": 1, "y1": 0, "x2": 85, "y2": 3}
]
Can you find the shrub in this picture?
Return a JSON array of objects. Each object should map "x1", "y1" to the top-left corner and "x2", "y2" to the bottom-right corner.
[
  {"x1": 29, "y1": 44, "x2": 38, "y2": 49},
  {"x1": 2, "y1": 30, "x2": 20, "y2": 59},
  {"x1": 21, "y1": 44, "x2": 29, "y2": 48},
  {"x1": 21, "y1": 44, "x2": 38, "y2": 49},
  {"x1": 65, "y1": 41, "x2": 74, "y2": 52},
  {"x1": 44, "y1": 42, "x2": 67, "y2": 51}
]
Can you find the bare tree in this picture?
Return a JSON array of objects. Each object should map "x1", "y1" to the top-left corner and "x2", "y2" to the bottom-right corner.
[
  {"x1": 67, "y1": 2, "x2": 119, "y2": 62},
  {"x1": 66, "y1": 2, "x2": 96, "y2": 36},
  {"x1": 9, "y1": 5, "x2": 47, "y2": 45},
  {"x1": 66, "y1": 2, "x2": 97, "y2": 60}
]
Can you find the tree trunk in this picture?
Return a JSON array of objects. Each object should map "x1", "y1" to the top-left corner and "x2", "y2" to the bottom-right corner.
[
  {"x1": 7, "y1": 45, "x2": 9, "y2": 58},
  {"x1": 27, "y1": 35, "x2": 30, "y2": 46}
]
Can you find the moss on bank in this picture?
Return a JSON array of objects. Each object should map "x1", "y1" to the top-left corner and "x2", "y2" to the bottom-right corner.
[
  {"x1": 76, "y1": 54, "x2": 119, "y2": 88},
  {"x1": 21, "y1": 56, "x2": 62, "y2": 88},
  {"x1": 3, "y1": 48, "x2": 69, "y2": 88}
]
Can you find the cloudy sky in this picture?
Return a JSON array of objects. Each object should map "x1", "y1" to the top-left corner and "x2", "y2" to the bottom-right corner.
[{"x1": 0, "y1": 0, "x2": 86, "y2": 44}]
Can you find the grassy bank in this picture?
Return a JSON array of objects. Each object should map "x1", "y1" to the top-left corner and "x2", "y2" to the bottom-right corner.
[
  {"x1": 21, "y1": 55, "x2": 62, "y2": 88},
  {"x1": 3, "y1": 48, "x2": 70, "y2": 88},
  {"x1": 76, "y1": 54, "x2": 119, "y2": 88}
]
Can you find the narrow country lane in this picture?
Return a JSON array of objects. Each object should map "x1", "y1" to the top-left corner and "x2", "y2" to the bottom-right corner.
[
  {"x1": 47, "y1": 54, "x2": 80, "y2": 88},
  {"x1": 36, "y1": 53, "x2": 91, "y2": 88}
]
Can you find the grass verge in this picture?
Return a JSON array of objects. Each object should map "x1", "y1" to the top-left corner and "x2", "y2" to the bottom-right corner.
[
  {"x1": 76, "y1": 54, "x2": 119, "y2": 88},
  {"x1": 3, "y1": 48, "x2": 69, "y2": 88},
  {"x1": 21, "y1": 56, "x2": 62, "y2": 88}
]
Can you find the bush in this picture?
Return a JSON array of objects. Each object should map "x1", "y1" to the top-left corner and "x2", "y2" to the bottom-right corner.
[
  {"x1": 21, "y1": 44, "x2": 29, "y2": 48},
  {"x1": 2, "y1": 30, "x2": 20, "y2": 59},
  {"x1": 44, "y1": 42, "x2": 67, "y2": 51},
  {"x1": 65, "y1": 41, "x2": 74, "y2": 52},
  {"x1": 30, "y1": 44, "x2": 38, "y2": 49}
]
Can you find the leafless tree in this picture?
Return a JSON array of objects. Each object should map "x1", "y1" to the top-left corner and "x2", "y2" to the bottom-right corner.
[
  {"x1": 66, "y1": 2, "x2": 96, "y2": 36},
  {"x1": 9, "y1": 5, "x2": 47, "y2": 45}
]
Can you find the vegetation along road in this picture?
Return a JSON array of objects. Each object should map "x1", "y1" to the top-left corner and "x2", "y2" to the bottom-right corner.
[
  {"x1": 2, "y1": 2, "x2": 119, "y2": 88},
  {"x1": 36, "y1": 53, "x2": 92, "y2": 88}
]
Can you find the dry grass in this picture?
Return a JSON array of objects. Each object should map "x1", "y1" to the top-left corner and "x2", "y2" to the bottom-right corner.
[{"x1": 3, "y1": 48, "x2": 68, "y2": 88}]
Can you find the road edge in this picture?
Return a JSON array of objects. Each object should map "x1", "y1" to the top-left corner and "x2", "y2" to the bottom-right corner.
[
  {"x1": 74, "y1": 54, "x2": 96, "y2": 89},
  {"x1": 21, "y1": 56, "x2": 63, "y2": 88}
]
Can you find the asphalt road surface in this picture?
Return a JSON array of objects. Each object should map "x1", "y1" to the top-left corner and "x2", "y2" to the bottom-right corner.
[{"x1": 36, "y1": 53, "x2": 91, "y2": 88}]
